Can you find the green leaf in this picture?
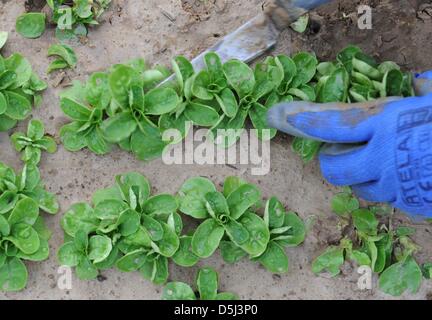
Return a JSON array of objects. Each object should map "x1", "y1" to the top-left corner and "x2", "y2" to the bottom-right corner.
[
  {"x1": 290, "y1": 14, "x2": 309, "y2": 33},
  {"x1": 184, "y1": 102, "x2": 220, "y2": 127},
  {"x1": 331, "y1": 192, "x2": 359, "y2": 216},
  {"x1": 130, "y1": 121, "x2": 168, "y2": 161},
  {"x1": 60, "y1": 98, "x2": 91, "y2": 121},
  {"x1": 172, "y1": 236, "x2": 199, "y2": 267},
  {"x1": 216, "y1": 292, "x2": 238, "y2": 300},
  {"x1": 223, "y1": 176, "x2": 246, "y2": 198},
  {"x1": 5, "y1": 53, "x2": 32, "y2": 88},
  {"x1": 224, "y1": 218, "x2": 249, "y2": 245},
  {"x1": 384, "y1": 69, "x2": 403, "y2": 96},
  {"x1": 0, "y1": 114, "x2": 17, "y2": 131},
  {"x1": 274, "y1": 212, "x2": 306, "y2": 247},
  {"x1": 100, "y1": 111, "x2": 137, "y2": 143},
  {"x1": 312, "y1": 246, "x2": 345, "y2": 277},
  {"x1": 141, "y1": 214, "x2": 164, "y2": 241},
  {"x1": 8, "y1": 223, "x2": 40, "y2": 255},
  {"x1": 197, "y1": 267, "x2": 218, "y2": 300},
  {"x1": 145, "y1": 87, "x2": 179, "y2": 115},
  {"x1": 116, "y1": 249, "x2": 146, "y2": 272},
  {"x1": 59, "y1": 122, "x2": 87, "y2": 151},
  {"x1": 17, "y1": 238, "x2": 49, "y2": 261},
  {"x1": 0, "y1": 92, "x2": 7, "y2": 115},
  {"x1": 0, "y1": 215, "x2": 10, "y2": 236},
  {"x1": 238, "y1": 212, "x2": 270, "y2": 257},
  {"x1": 143, "y1": 194, "x2": 178, "y2": 215},
  {"x1": 0, "y1": 257, "x2": 28, "y2": 291},
  {"x1": 191, "y1": 218, "x2": 225, "y2": 258},
  {"x1": 226, "y1": 184, "x2": 261, "y2": 220},
  {"x1": 350, "y1": 250, "x2": 371, "y2": 266},
  {"x1": 8, "y1": 198, "x2": 39, "y2": 226},
  {"x1": 178, "y1": 177, "x2": 216, "y2": 219},
  {"x1": 154, "y1": 222, "x2": 180, "y2": 257},
  {"x1": 215, "y1": 88, "x2": 238, "y2": 118},
  {"x1": 317, "y1": 67, "x2": 349, "y2": 103},
  {"x1": 85, "y1": 126, "x2": 111, "y2": 154},
  {"x1": 249, "y1": 104, "x2": 277, "y2": 141},
  {"x1": 337, "y1": 45, "x2": 362, "y2": 73},
  {"x1": 85, "y1": 72, "x2": 111, "y2": 109},
  {"x1": 139, "y1": 256, "x2": 168, "y2": 285},
  {"x1": 291, "y1": 137, "x2": 322, "y2": 163},
  {"x1": 352, "y1": 52, "x2": 381, "y2": 80},
  {"x1": 162, "y1": 282, "x2": 196, "y2": 300},
  {"x1": 291, "y1": 52, "x2": 317, "y2": 88},
  {"x1": 205, "y1": 191, "x2": 229, "y2": 216},
  {"x1": 76, "y1": 257, "x2": 98, "y2": 280},
  {"x1": 219, "y1": 241, "x2": 247, "y2": 263},
  {"x1": 352, "y1": 209, "x2": 378, "y2": 235},
  {"x1": 191, "y1": 71, "x2": 213, "y2": 100},
  {"x1": 264, "y1": 197, "x2": 285, "y2": 229},
  {"x1": 47, "y1": 58, "x2": 69, "y2": 73},
  {"x1": 58, "y1": 242, "x2": 82, "y2": 267},
  {"x1": 61, "y1": 202, "x2": 99, "y2": 237},
  {"x1": 27, "y1": 186, "x2": 59, "y2": 214},
  {"x1": 223, "y1": 60, "x2": 255, "y2": 98},
  {"x1": 115, "y1": 171, "x2": 151, "y2": 207},
  {"x1": 16, "y1": 13, "x2": 46, "y2": 39},
  {"x1": 94, "y1": 245, "x2": 120, "y2": 270},
  {"x1": 109, "y1": 64, "x2": 135, "y2": 107},
  {"x1": 172, "y1": 56, "x2": 194, "y2": 90},
  {"x1": 88, "y1": 235, "x2": 112, "y2": 263},
  {"x1": 0, "y1": 31, "x2": 7, "y2": 50},
  {"x1": 379, "y1": 256, "x2": 422, "y2": 296},
  {"x1": 4, "y1": 91, "x2": 31, "y2": 120},
  {"x1": 257, "y1": 241, "x2": 289, "y2": 273}
]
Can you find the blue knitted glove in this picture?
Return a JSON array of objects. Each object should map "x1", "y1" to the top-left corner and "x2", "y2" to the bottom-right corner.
[{"x1": 267, "y1": 72, "x2": 432, "y2": 218}]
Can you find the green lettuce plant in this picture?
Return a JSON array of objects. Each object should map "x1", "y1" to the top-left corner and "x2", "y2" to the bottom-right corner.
[
  {"x1": 47, "y1": 0, "x2": 112, "y2": 40},
  {"x1": 162, "y1": 267, "x2": 238, "y2": 300},
  {"x1": 58, "y1": 171, "x2": 182, "y2": 284},
  {"x1": 312, "y1": 188, "x2": 428, "y2": 296},
  {"x1": 219, "y1": 195, "x2": 306, "y2": 273},
  {"x1": 0, "y1": 32, "x2": 47, "y2": 132},
  {"x1": 11, "y1": 119, "x2": 57, "y2": 166},
  {"x1": 0, "y1": 162, "x2": 59, "y2": 291},
  {"x1": 291, "y1": 46, "x2": 414, "y2": 162},
  {"x1": 47, "y1": 43, "x2": 77, "y2": 73}
]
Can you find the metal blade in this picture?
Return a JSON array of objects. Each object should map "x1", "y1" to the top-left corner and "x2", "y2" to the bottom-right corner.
[{"x1": 158, "y1": 0, "x2": 332, "y2": 87}]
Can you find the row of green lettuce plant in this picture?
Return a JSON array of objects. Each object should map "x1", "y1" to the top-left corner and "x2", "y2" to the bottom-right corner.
[
  {"x1": 58, "y1": 174, "x2": 306, "y2": 296},
  {"x1": 0, "y1": 32, "x2": 59, "y2": 292},
  {"x1": 56, "y1": 46, "x2": 415, "y2": 163}
]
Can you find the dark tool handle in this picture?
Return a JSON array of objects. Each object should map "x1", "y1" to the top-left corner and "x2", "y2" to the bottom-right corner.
[{"x1": 268, "y1": 0, "x2": 333, "y2": 30}]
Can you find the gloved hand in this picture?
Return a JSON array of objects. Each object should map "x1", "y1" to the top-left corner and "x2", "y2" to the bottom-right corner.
[{"x1": 267, "y1": 71, "x2": 432, "y2": 219}]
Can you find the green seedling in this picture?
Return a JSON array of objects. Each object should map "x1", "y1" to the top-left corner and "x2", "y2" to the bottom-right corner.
[
  {"x1": 162, "y1": 267, "x2": 238, "y2": 300},
  {"x1": 11, "y1": 119, "x2": 57, "y2": 166}
]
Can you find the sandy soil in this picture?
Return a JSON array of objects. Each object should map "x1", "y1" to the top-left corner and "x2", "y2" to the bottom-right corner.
[{"x1": 0, "y1": 0, "x2": 431, "y2": 300}]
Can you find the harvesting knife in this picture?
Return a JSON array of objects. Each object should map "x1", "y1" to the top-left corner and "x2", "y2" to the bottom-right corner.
[{"x1": 159, "y1": 0, "x2": 332, "y2": 86}]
